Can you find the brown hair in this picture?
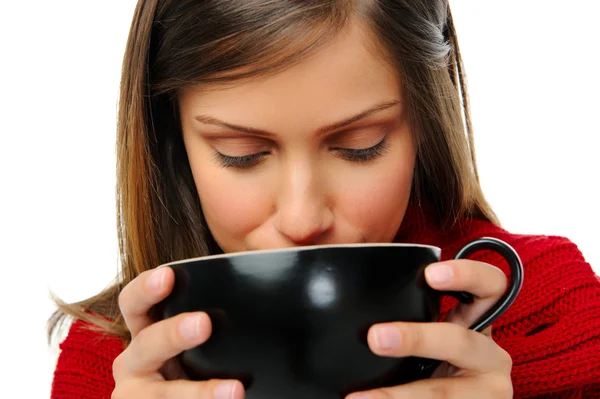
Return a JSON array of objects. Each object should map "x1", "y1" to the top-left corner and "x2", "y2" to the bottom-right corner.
[{"x1": 48, "y1": 0, "x2": 499, "y2": 345}]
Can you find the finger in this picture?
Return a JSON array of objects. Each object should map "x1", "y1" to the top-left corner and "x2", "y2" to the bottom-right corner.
[
  {"x1": 119, "y1": 267, "x2": 175, "y2": 338},
  {"x1": 115, "y1": 378, "x2": 245, "y2": 399},
  {"x1": 154, "y1": 379, "x2": 245, "y2": 399},
  {"x1": 113, "y1": 311, "x2": 212, "y2": 380},
  {"x1": 425, "y1": 260, "x2": 507, "y2": 298},
  {"x1": 367, "y1": 322, "x2": 512, "y2": 374},
  {"x1": 346, "y1": 375, "x2": 512, "y2": 399},
  {"x1": 425, "y1": 261, "x2": 507, "y2": 327}
]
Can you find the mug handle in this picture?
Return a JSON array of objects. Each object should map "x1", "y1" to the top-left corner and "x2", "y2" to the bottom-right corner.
[
  {"x1": 443, "y1": 236, "x2": 524, "y2": 332},
  {"x1": 416, "y1": 236, "x2": 524, "y2": 376}
]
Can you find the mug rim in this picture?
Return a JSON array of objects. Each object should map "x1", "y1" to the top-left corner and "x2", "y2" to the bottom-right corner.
[{"x1": 160, "y1": 242, "x2": 442, "y2": 267}]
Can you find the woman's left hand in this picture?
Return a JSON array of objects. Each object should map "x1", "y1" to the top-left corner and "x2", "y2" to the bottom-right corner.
[{"x1": 346, "y1": 260, "x2": 514, "y2": 399}]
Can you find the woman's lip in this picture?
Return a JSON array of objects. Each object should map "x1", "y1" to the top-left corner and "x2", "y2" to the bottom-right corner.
[{"x1": 247, "y1": 237, "x2": 369, "y2": 252}]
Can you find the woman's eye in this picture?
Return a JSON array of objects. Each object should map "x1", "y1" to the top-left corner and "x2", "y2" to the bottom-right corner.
[
  {"x1": 213, "y1": 151, "x2": 270, "y2": 168},
  {"x1": 213, "y1": 137, "x2": 390, "y2": 168},
  {"x1": 331, "y1": 137, "x2": 390, "y2": 163}
]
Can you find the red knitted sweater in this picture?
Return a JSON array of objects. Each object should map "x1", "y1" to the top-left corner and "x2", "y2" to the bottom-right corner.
[{"x1": 50, "y1": 205, "x2": 600, "y2": 398}]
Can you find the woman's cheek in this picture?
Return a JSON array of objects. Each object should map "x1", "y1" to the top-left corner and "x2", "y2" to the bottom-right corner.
[
  {"x1": 334, "y1": 157, "x2": 414, "y2": 243},
  {"x1": 195, "y1": 167, "x2": 274, "y2": 252}
]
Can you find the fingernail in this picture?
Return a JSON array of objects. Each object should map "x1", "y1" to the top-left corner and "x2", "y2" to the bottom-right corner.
[
  {"x1": 373, "y1": 325, "x2": 401, "y2": 350},
  {"x1": 179, "y1": 314, "x2": 202, "y2": 341},
  {"x1": 214, "y1": 381, "x2": 240, "y2": 399},
  {"x1": 426, "y1": 263, "x2": 453, "y2": 285},
  {"x1": 146, "y1": 268, "x2": 166, "y2": 290},
  {"x1": 346, "y1": 393, "x2": 371, "y2": 399}
]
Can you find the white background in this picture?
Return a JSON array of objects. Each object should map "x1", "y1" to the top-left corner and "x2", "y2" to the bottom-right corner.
[{"x1": 1, "y1": 1, "x2": 598, "y2": 397}]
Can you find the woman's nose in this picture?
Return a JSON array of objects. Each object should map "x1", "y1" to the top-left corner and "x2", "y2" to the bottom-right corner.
[{"x1": 274, "y1": 162, "x2": 333, "y2": 246}]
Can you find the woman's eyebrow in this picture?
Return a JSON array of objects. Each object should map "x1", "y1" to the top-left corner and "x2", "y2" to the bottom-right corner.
[{"x1": 194, "y1": 99, "x2": 401, "y2": 137}]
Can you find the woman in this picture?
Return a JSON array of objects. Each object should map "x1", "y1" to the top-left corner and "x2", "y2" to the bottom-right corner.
[{"x1": 48, "y1": 0, "x2": 600, "y2": 398}]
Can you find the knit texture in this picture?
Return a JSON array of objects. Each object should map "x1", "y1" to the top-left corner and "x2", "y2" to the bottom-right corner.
[{"x1": 50, "y1": 204, "x2": 600, "y2": 398}]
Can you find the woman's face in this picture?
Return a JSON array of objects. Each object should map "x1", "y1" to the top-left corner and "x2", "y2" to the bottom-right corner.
[{"x1": 179, "y1": 23, "x2": 415, "y2": 253}]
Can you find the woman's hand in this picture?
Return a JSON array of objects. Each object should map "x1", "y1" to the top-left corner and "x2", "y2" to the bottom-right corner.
[
  {"x1": 111, "y1": 267, "x2": 245, "y2": 399},
  {"x1": 347, "y1": 260, "x2": 513, "y2": 399}
]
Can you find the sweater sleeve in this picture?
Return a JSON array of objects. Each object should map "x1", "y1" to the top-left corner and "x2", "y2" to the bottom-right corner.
[
  {"x1": 51, "y1": 319, "x2": 123, "y2": 399},
  {"x1": 489, "y1": 236, "x2": 600, "y2": 399}
]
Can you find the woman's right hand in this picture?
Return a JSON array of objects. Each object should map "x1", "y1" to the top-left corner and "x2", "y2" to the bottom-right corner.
[{"x1": 111, "y1": 266, "x2": 245, "y2": 399}]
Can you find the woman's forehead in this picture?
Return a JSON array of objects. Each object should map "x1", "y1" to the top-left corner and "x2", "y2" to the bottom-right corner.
[{"x1": 178, "y1": 20, "x2": 399, "y2": 118}]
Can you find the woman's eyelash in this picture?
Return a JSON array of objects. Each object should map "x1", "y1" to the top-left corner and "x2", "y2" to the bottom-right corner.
[
  {"x1": 213, "y1": 151, "x2": 269, "y2": 168},
  {"x1": 213, "y1": 137, "x2": 390, "y2": 169},
  {"x1": 332, "y1": 137, "x2": 390, "y2": 163}
]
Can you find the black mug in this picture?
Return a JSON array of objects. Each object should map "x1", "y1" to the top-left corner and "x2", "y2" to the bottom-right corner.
[{"x1": 156, "y1": 236, "x2": 523, "y2": 399}]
